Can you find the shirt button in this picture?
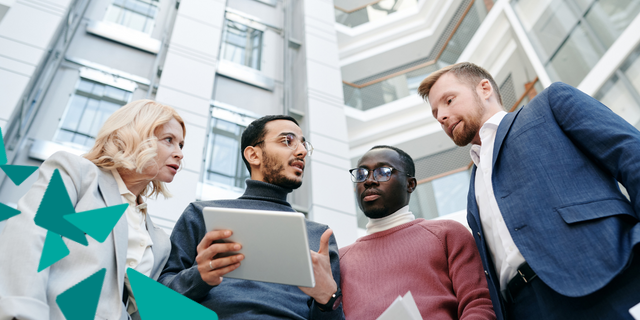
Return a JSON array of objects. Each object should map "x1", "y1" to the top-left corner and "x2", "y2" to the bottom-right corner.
[
  {"x1": 140, "y1": 242, "x2": 145, "y2": 247},
  {"x1": 129, "y1": 262, "x2": 135, "y2": 267},
  {"x1": 485, "y1": 270, "x2": 489, "y2": 276}
]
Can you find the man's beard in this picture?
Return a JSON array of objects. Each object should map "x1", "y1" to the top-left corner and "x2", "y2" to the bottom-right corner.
[
  {"x1": 452, "y1": 93, "x2": 485, "y2": 146},
  {"x1": 363, "y1": 206, "x2": 391, "y2": 219},
  {"x1": 262, "y1": 150, "x2": 303, "y2": 189}
]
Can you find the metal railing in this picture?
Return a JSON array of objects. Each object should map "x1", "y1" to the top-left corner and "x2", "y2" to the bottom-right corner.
[
  {"x1": 343, "y1": 0, "x2": 491, "y2": 111},
  {"x1": 334, "y1": 0, "x2": 418, "y2": 28}
]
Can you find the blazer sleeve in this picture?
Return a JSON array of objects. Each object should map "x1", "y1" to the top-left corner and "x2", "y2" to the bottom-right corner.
[
  {"x1": 546, "y1": 82, "x2": 640, "y2": 219},
  {"x1": 0, "y1": 152, "x2": 86, "y2": 320},
  {"x1": 443, "y1": 221, "x2": 496, "y2": 320},
  {"x1": 157, "y1": 203, "x2": 214, "y2": 302}
]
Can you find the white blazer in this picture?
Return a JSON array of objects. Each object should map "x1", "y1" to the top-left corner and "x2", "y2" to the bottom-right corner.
[{"x1": 0, "y1": 151, "x2": 171, "y2": 320}]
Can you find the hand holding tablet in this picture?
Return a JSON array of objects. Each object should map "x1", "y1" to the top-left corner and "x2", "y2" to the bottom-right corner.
[{"x1": 195, "y1": 229, "x2": 245, "y2": 286}]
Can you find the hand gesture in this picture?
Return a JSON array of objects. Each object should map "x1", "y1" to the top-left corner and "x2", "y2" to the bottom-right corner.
[
  {"x1": 195, "y1": 230, "x2": 245, "y2": 286},
  {"x1": 298, "y1": 229, "x2": 337, "y2": 305}
]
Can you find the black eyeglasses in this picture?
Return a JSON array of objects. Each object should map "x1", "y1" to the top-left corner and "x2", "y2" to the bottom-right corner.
[
  {"x1": 349, "y1": 167, "x2": 412, "y2": 183},
  {"x1": 254, "y1": 133, "x2": 314, "y2": 156}
]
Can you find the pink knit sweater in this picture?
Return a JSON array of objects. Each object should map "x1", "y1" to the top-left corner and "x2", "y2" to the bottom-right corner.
[{"x1": 339, "y1": 219, "x2": 495, "y2": 320}]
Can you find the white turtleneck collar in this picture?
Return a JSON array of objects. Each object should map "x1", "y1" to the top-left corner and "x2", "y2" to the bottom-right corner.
[{"x1": 365, "y1": 205, "x2": 415, "y2": 235}]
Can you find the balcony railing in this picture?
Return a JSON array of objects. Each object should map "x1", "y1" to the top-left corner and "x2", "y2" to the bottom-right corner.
[
  {"x1": 334, "y1": 0, "x2": 418, "y2": 28},
  {"x1": 342, "y1": 0, "x2": 491, "y2": 111}
]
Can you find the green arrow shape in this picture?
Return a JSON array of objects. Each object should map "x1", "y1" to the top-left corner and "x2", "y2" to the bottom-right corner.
[
  {"x1": 38, "y1": 231, "x2": 70, "y2": 272},
  {"x1": 64, "y1": 203, "x2": 128, "y2": 243},
  {"x1": 0, "y1": 129, "x2": 6, "y2": 165},
  {"x1": 127, "y1": 268, "x2": 219, "y2": 320},
  {"x1": 34, "y1": 169, "x2": 87, "y2": 246},
  {"x1": 0, "y1": 202, "x2": 20, "y2": 222},
  {"x1": 0, "y1": 165, "x2": 38, "y2": 186},
  {"x1": 57, "y1": 268, "x2": 106, "y2": 320}
]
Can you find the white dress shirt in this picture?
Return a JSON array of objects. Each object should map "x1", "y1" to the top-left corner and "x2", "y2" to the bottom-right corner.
[
  {"x1": 470, "y1": 111, "x2": 526, "y2": 294},
  {"x1": 365, "y1": 205, "x2": 415, "y2": 234},
  {"x1": 111, "y1": 169, "x2": 154, "y2": 276}
]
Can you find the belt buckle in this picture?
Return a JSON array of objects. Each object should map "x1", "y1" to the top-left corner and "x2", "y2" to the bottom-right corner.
[{"x1": 518, "y1": 269, "x2": 528, "y2": 283}]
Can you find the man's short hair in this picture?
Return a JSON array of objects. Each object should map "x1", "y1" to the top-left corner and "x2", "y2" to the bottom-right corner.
[
  {"x1": 417, "y1": 62, "x2": 503, "y2": 106},
  {"x1": 241, "y1": 115, "x2": 300, "y2": 174},
  {"x1": 370, "y1": 145, "x2": 415, "y2": 178}
]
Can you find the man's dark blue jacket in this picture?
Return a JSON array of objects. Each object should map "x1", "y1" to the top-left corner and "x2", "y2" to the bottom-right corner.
[{"x1": 468, "y1": 82, "x2": 640, "y2": 319}]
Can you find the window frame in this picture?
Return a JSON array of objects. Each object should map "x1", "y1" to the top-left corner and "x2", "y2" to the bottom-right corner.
[{"x1": 53, "y1": 68, "x2": 136, "y2": 151}]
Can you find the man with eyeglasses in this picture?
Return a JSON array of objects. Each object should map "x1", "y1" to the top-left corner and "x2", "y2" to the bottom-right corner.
[
  {"x1": 159, "y1": 115, "x2": 344, "y2": 320},
  {"x1": 339, "y1": 145, "x2": 495, "y2": 320}
]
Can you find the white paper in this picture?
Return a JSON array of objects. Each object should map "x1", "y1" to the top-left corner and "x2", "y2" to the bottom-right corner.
[
  {"x1": 630, "y1": 301, "x2": 640, "y2": 320},
  {"x1": 376, "y1": 291, "x2": 423, "y2": 320}
]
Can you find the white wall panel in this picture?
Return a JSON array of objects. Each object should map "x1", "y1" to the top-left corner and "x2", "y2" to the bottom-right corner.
[
  {"x1": 305, "y1": 32, "x2": 340, "y2": 68},
  {"x1": 180, "y1": 124, "x2": 206, "y2": 173},
  {"x1": 311, "y1": 205, "x2": 358, "y2": 248},
  {"x1": 311, "y1": 150, "x2": 351, "y2": 172},
  {"x1": 306, "y1": 61, "x2": 343, "y2": 99},
  {"x1": 0, "y1": 37, "x2": 44, "y2": 66},
  {"x1": 0, "y1": 3, "x2": 62, "y2": 49},
  {"x1": 303, "y1": 0, "x2": 358, "y2": 246},
  {"x1": 170, "y1": 15, "x2": 221, "y2": 58},
  {"x1": 155, "y1": 86, "x2": 211, "y2": 118},
  {"x1": 159, "y1": 50, "x2": 216, "y2": 98},
  {"x1": 0, "y1": 55, "x2": 35, "y2": 76},
  {"x1": 0, "y1": 69, "x2": 29, "y2": 118},
  {"x1": 178, "y1": 0, "x2": 226, "y2": 30},
  {"x1": 308, "y1": 132, "x2": 350, "y2": 159},
  {"x1": 308, "y1": 100, "x2": 348, "y2": 141}
]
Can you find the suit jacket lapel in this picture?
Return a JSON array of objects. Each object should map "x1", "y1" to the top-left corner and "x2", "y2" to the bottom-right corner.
[
  {"x1": 467, "y1": 165, "x2": 481, "y2": 231},
  {"x1": 492, "y1": 109, "x2": 520, "y2": 171},
  {"x1": 145, "y1": 214, "x2": 168, "y2": 279},
  {"x1": 98, "y1": 169, "x2": 128, "y2": 294}
]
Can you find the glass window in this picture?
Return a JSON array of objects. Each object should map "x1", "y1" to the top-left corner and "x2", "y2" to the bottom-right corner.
[
  {"x1": 205, "y1": 117, "x2": 251, "y2": 189},
  {"x1": 220, "y1": 20, "x2": 263, "y2": 70},
  {"x1": 55, "y1": 78, "x2": 132, "y2": 149},
  {"x1": 513, "y1": 0, "x2": 640, "y2": 86},
  {"x1": 104, "y1": 0, "x2": 159, "y2": 34},
  {"x1": 595, "y1": 43, "x2": 640, "y2": 127}
]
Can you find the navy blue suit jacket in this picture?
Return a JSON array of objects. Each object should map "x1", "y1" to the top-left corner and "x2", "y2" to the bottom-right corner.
[{"x1": 467, "y1": 82, "x2": 640, "y2": 320}]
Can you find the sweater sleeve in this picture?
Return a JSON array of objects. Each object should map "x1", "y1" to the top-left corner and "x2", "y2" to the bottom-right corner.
[
  {"x1": 158, "y1": 203, "x2": 214, "y2": 302},
  {"x1": 308, "y1": 227, "x2": 345, "y2": 320},
  {"x1": 443, "y1": 221, "x2": 496, "y2": 320}
]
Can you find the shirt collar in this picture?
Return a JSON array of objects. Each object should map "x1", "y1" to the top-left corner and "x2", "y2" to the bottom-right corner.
[
  {"x1": 470, "y1": 111, "x2": 508, "y2": 166},
  {"x1": 111, "y1": 169, "x2": 147, "y2": 211}
]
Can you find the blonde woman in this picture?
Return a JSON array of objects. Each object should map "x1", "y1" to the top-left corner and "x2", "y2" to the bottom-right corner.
[{"x1": 0, "y1": 100, "x2": 185, "y2": 320}]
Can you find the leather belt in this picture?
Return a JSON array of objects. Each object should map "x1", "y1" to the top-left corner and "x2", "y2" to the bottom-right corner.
[{"x1": 505, "y1": 262, "x2": 537, "y2": 303}]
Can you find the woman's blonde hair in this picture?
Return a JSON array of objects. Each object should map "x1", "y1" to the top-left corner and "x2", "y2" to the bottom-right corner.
[{"x1": 84, "y1": 99, "x2": 186, "y2": 198}]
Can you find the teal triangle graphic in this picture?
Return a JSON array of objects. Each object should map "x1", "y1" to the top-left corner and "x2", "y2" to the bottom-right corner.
[
  {"x1": 0, "y1": 164, "x2": 38, "y2": 186},
  {"x1": 127, "y1": 268, "x2": 219, "y2": 319},
  {"x1": 0, "y1": 202, "x2": 20, "y2": 222},
  {"x1": 64, "y1": 203, "x2": 128, "y2": 243},
  {"x1": 38, "y1": 231, "x2": 70, "y2": 272},
  {"x1": 0, "y1": 129, "x2": 6, "y2": 165},
  {"x1": 57, "y1": 268, "x2": 106, "y2": 320},
  {"x1": 34, "y1": 169, "x2": 87, "y2": 246}
]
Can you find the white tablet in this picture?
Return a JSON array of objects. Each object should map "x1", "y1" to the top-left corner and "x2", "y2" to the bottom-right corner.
[{"x1": 202, "y1": 207, "x2": 315, "y2": 287}]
